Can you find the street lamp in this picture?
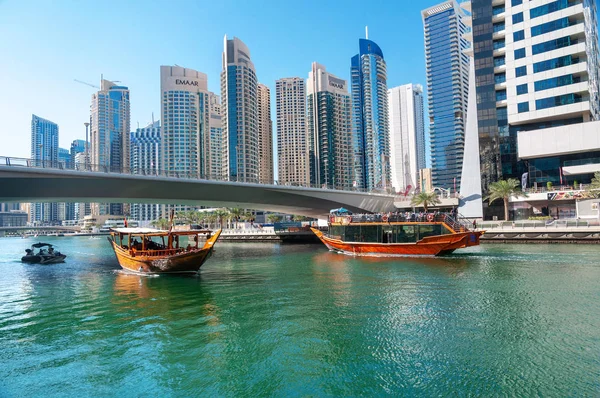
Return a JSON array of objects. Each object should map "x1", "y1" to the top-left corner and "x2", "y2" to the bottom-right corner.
[{"x1": 84, "y1": 122, "x2": 90, "y2": 167}]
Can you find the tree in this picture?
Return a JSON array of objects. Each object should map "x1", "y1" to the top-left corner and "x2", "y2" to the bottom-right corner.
[
  {"x1": 587, "y1": 172, "x2": 600, "y2": 198},
  {"x1": 267, "y1": 214, "x2": 282, "y2": 223},
  {"x1": 151, "y1": 218, "x2": 170, "y2": 230},
  {"x1": 214, "y1": 209, "x2": 230, "y2": 229},
  {"x1": 484, "y1": 178, "x2": 528, "y2": 221},
  {"x1": 228, "y1": 207, "x2": 243, "y2": 229},
  {"x1": 410, "y1": 191, "x2": 441, "y2": 212}
]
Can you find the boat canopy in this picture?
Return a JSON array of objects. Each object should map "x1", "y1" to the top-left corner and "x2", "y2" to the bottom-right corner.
[
  {"x1": 330, "y1": 207, "x2": 352, "y2": 216},
  {"x1": 111, "y1": 227, "x2": 213, "y2": 236},
  {"x1": 31, "y1": 242, "x2": 54, "y2": 248}
]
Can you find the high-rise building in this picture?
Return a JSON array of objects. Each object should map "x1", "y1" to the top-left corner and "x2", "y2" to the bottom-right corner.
[
  {"x1": 422, "y1": 2, "x2": 470, "y2": 192},
  {"x1": 388, "y1": 84, "x2": 426, "y2": 194},
  {"x1": 74, "y1": 152, "x2": 91, "y2": 220},
  {"x1": 351, "y1": 36, "x2": 390, "y2": 191},
  {"x1": 30, "y1": 115, "x2": 59, "y2": 224},
  {"x1": 307, "y1": 62, "x2": 353, "y2": 190},
  {"x1": 276, "y1": 77, "x2": 308, "y2": 186},
  {"x1": 70, "y1": 139, "x2": 87, "y2": 170},
  {"x1": 208, "y1": 92, "x2": 224, "y2": 180},
  {"x1": 90, "y1": 79, "x2": 130, "y2": 216},
  {"x1": 130, "y1": 120, "x2": 161, "y2": 222},
  {"x1": 160, "y1": 65, "x2": 211, "y2": 180},
  {"x1": 221, "y1": 36, "x2": 259, "y2": 183},
  {"x1": 58, "y1": 148, "x2": 71, "y2": 168},
  {"x1": 465, "y1": 0, "x2": 600, "y2": 218},
  {"x1": 257, "y1": 83, "x2": 273, "y2": 184}
]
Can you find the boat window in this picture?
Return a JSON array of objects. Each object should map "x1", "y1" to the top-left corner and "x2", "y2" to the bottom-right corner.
[
  {"x1": 395, "y1": 225, "x2": 417, "y2": 243},
  {"x1": 419, "y1": 225, "x2": 445, "y2": 239}
]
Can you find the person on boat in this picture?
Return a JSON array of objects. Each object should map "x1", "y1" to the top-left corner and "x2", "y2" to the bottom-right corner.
[
  {"x1": 25, "y1": 249, "x2": 32, "y2": 255},
  {"x1": 186, "y1": 243, "x2": 192, "y2": 251},
  {"x1": 48, "y1": 247, "x2": 54, "y2": 255}
]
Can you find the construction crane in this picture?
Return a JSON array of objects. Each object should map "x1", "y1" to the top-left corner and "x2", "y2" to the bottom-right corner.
[{"x1": 74, "y1": 79, "x2": 99, "y2": 89}]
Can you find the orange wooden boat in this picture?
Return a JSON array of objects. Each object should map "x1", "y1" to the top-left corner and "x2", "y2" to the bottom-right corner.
[
  {"x1": 108, "y1": 228, "x2": 222, "y2": 274},
  {"x1": 312, "y1": 211, "x2": 483, "y2": 257}
]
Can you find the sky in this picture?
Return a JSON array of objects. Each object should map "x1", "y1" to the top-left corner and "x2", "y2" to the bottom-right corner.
[{"x1": 0, "y1": 0, "x2": 442, "y2": 160}]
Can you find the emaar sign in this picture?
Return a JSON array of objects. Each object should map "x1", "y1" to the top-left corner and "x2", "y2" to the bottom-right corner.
[{"x1": 175, "y1": 79, "x2": 199, "y2": 86}]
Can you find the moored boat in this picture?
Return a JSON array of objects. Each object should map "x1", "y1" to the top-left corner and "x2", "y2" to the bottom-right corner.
[
  {"x1": 311, "y1": 209, "x2": 483, "y2": 257},
  {"x1": 108, "y1": 228, "x2": 222, "y2": 274},
  {"x1": 21, "y1": 242, "x2": 67, "y2": 264}
]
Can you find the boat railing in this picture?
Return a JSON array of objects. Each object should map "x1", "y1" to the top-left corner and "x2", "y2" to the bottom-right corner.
[
  {"x1": 332, "y1": 213, "x2": 460, "y2": 225},
  {"x1": 441, "y1": 214, "x2": 472, "y2": 233},
  {"x1": 130, "y1": 247, "x2": 191, "y2": 257}
]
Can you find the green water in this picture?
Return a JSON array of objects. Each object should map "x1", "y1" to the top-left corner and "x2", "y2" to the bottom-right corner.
[{"x1": 0, "y1": 237, "x2": 599, "y2": 396}]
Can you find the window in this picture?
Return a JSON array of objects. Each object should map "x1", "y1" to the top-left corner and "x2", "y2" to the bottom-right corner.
[
  {"x1": 532, "y1": 36, "x2": 572, "y2": 55},
  {"x1": 516, "y1": 66, "x2": 527, "y2": 77},
  {"x1": 517, "y1": 84, "x2": 528, "y2": 95},
  {"x1": 496, "y1": 89, "x2": 507, "y2": 101},
  {"x1": 515, "y1": 48, "x2": 526, "y2": 59},
  {"x1": 493, "y1": 5, "x2": 505, "y2": 15},
  {"x1": 512, "y1": 0, "x2": 523, "y2": 6},
  {"x1": 536, "y1": 93, "x2": 582, "y2": 110},
  {"x1": 534, "y1": 74, "x2": 576, "y2": 91},
  {"x1": 531, "y1": 17, "x2": 569, "y2": 37},
  {"x1": 495, "y1": 73, "x2": 506, "y2": 84},
  {"x1": 513, "y1": 12, "x2": 524, "y2": 24},
  {"x1": 530, "y1": 0, "x2": 570, "y2": 19},
  {"x1": 518, "y1": 102, "x2": 530, "y2": 113},
  {"x1": 514, "y1": 30, "x2": 525, "y2": 42},
  {"x1": 493, "y1": 39, "x2": 506, "y2": 50},
  {"x1": 533, "y1": 55, "x2": 577, "y2": 73},
  {"x1": 494, "y1": 56, "x2": 506, "y2": 67},
  {"x1": 493, "y1": 22, "x2": 505, "y2": 33}
]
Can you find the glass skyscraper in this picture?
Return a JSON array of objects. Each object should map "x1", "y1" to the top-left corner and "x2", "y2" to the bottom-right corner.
[
  {"x1": 257, "y1": 83, "x2": 273, "y2": 184},
  {"x1": 351, "y1": 38, "x2": 390, "y2": 191},
  {"x1": 307, "y1": 62, "x2": 353, "y2": 190},
  {"x1": 208, "y1": 92, "x2": 224, "y2": 180},
  {"x1": 221, "y1": 36, "x2": 259, "y2": 183},
  {"x1": 90, "y1": 79, "x2": 130, "y2": 216},
  {"x1": 422, "y1": 1, "x2": 470, "y2": 193},
  {"x1": 388, "y1": 84, "x2": 426, "y2": 193},
  {"x1": 130, "y1": 120, "x2": 161, "y2": 222},
  {"x1": 30, "y1": 114, "x2": 59, "y2": 224}
]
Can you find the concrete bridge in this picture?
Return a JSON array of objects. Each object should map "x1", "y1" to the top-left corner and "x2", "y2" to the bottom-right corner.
[{"x1": 0, "y1": 157, "x2": 396, "y2": 219}]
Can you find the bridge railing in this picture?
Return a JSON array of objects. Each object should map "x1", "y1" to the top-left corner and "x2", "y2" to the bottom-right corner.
[{"x1": 0, "y1": 155, "x2": 394, "y2": 195}]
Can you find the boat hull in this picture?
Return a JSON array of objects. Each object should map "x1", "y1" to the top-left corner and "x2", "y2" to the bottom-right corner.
[
  {"x1": 311, "y1": 228, "x2": 483, "y2": 257},
  {"x1": 108, "y1": 230, "x2": 222, "y2": 274},
  {"x1": 21, "y1": 254, "x2": 67, "y2": 264}
]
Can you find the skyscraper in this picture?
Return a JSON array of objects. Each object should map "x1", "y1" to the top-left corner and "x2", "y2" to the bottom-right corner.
[
  {"x1": 257, "y1": 83, "x2": 274, "y2": 184},
  {"x1": 90, "y1": 79, "x2": 130, "y2": 216},
  {"x1": 307, "y1": 62, "x2": 353, "y2": 190},
  {"x1": 30, "y1": 115, "x2": 59, "y2": 224},
  {"x1": 221, "y1": 36, "x2": 259, "y2": 183},
  {"x1": 276, "y1": 77, "x2": 308, "y2": 186},
  {"x1": 465, "y1": 0, "x2": 600, "y2": 218},
  {"x1": 351, "y1": 35, "x2": 390, "y2": 191},
  {"x1": 422, "y1": 1, "x2": 470, "y2": 193},
  {"x1": 160, "y1": 65, "x2": 210, "y2": 179},
  {"x1": 130, "y1": 120, "x2": 161, "y2": 222},
  {"x1": 208, "y1": 92, "x2": 224, "y2": 180},
  {"x1": 388, "y1": 84, "x2": 426, "y2": 194},
  {"x1": 70, "y1": 139, "x2": 87, "y2": 170}
]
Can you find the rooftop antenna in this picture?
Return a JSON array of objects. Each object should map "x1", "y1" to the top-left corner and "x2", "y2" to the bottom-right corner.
[{"x1": 365, "y1": 26, "x2": 369, "y2": 39}]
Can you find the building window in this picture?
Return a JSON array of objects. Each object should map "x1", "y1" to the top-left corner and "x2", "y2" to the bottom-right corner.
[
  {"x1": 493, "y1": 22, "x2": 505, "y2": 33},
  {"x1": 516, "y1": 84, "x2": 528, "y2": 95},
  {"x1": 513, "y1": 12, "x2": 524, "y2": 24},
  {"x1": 530, "y1": 0, "x2": 571, "y2": 19},
  {"x1": 515, "y1": 48, "x2": 526, "y2": 59},
  {"x1": 534, "y1": 74, "x2": 577, "y2": 91},
  {"x1": 495, "y1": 73, "x2": 506, "y2": 84},
  {"x1": 512, "y1": 0, "x2": 523, "y2": 6},
  {"x1": 494, "y1": 56, "x2": 506, "y2": 67},
  {"x1": 531, "y1": 17, "x2": 570, "y2": 37},
  {"x1": 493, "y1": 39, "x2": 506, "y2": 50},
  {"x1": 532, "y1": 36, "x2": 572, "y2": 55},
  {"x1": 533, "y1": 55, "x2": 577, "y2": 73},
  {"x1": 536, "y1": 93, "x2": 582, "y2": 110},
  {"x1": 516, "y1": 66, "x2": 527, "y2": 77},
  {"x1": 518, "y1": 102, "x2": 529, "y2": 113},
  {"x1": 513, "y1": 30, "x2": 525, "y2": 42},
  {"x1": 496, "y1": 89, "x2": 507, "y2": 101},
  {"x1": 493, "y1": 5, "x2": 505, "y2": 15}
]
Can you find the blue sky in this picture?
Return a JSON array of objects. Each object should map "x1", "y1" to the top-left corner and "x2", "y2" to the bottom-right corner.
[{"x1": 0, "y1": 0, "x2": 442, "y2": 159}]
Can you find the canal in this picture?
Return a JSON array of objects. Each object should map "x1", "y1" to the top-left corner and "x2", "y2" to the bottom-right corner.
[{"x1": 1, "y1": 237, "x2": 599, "y2": 396}]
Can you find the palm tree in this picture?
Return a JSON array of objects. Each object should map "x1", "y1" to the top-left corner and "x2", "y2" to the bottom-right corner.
[
  {"x1": 214, "y1": 209, "x2": 230, "y2": 229},
  {"x1": 151, "y1": 218, "x2": 170, "y2": 230},
  {"x1": 484, "y1": 178, "x2": 528, "y2": 221},
  {"x1": 228, "y1": 207, "x2": 243, "y2": 229},
  {"x1": 410, "y1": 191, "x2": 441, "y2": 212},
  {"x1": 267, "y1": 214, "x2": 282, "y2": 223}
]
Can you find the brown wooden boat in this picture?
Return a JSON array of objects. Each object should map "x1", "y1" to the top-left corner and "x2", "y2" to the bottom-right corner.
[
  {"x1": 311, "y1": 211, "x2": 483, "y2": 257},
  {"x1": 108, "y1": 228, "x2": 222, "y2": 274}
]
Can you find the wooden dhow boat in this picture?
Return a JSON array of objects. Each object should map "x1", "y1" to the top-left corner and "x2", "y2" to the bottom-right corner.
[
  {"x1": 311, "y1": 209, "x2": 483, "y2": 257},
  {"x1": 108, "y1": 228, "x2": 222, "y2": 274}
]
